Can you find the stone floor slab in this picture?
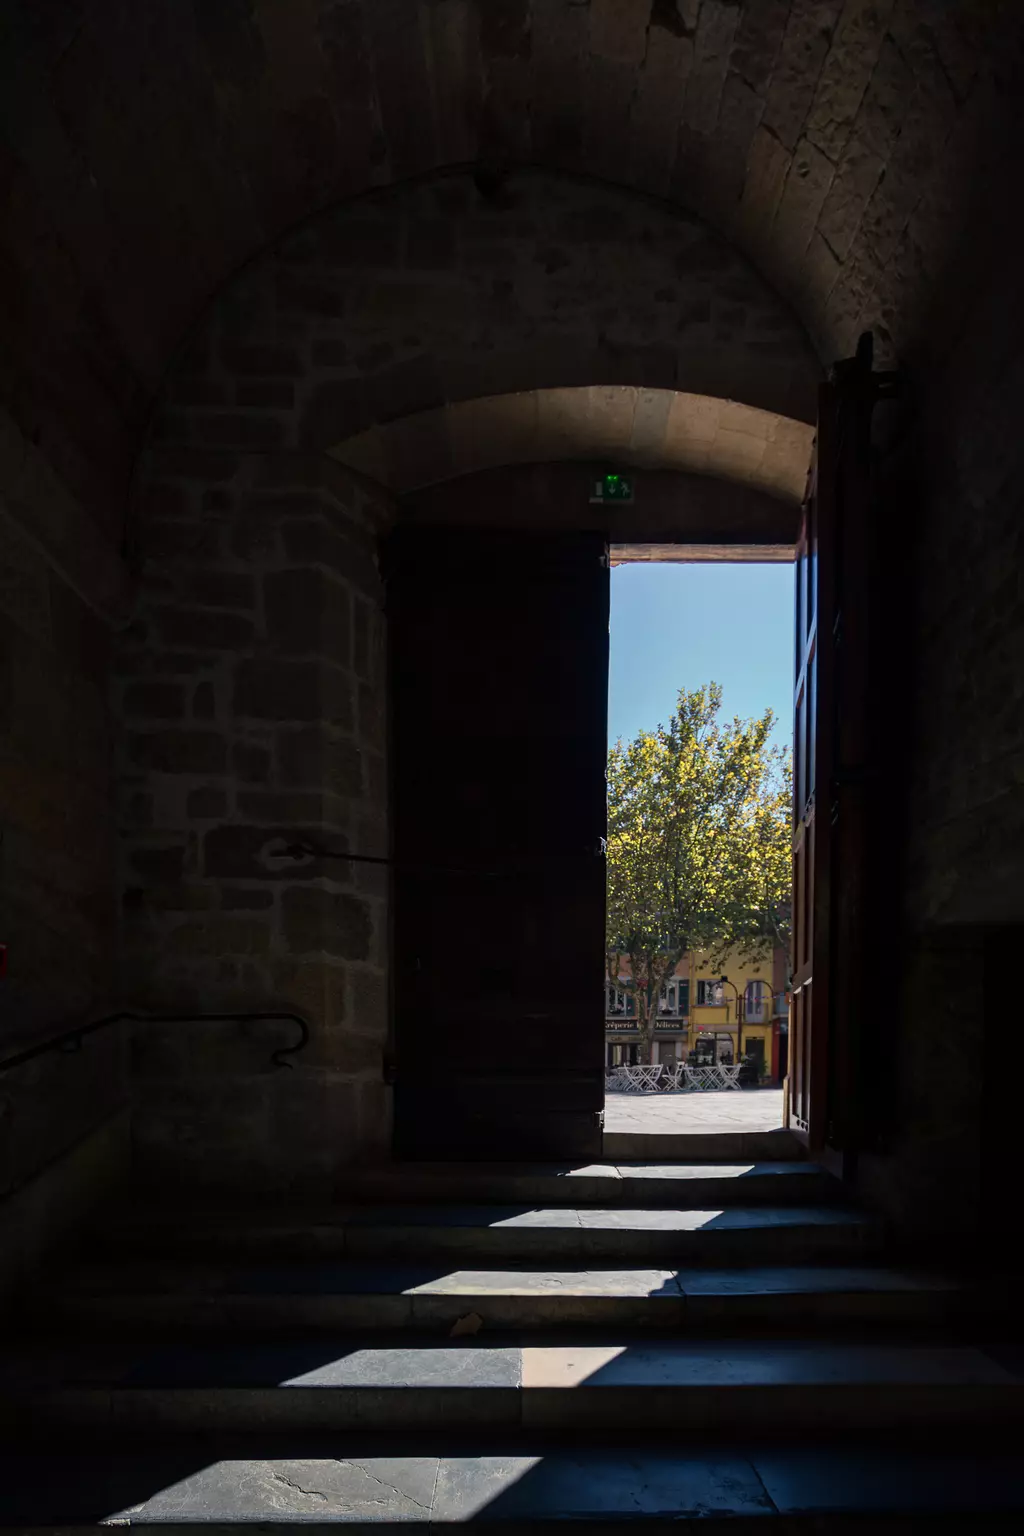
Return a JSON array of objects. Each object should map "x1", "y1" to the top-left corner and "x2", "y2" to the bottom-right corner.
[
  {"x1": 431, "y1": 1449, "x2": 773, "y2": 1521},
  {"x1": 340, "y1": 1202, "x2": 874, "y2": 1266},
  {"x1": 675, "y1": 1266, "x2": 957, "y2": 1297},
  {"x1": 132, "y1": 1455, "x2": 441, "y2": 1522},
  {"x1": 604, "y1": 1089, "x2": 784, "y2": 1135},
  {"x1": 3, "y1": 1445, "x2": 1024, "y2": 1526},
  {"x1": 122, "y1": 1341, "x2": 523, "y2": 1391},
  {"x1": 521, "y1": 1341, "x2": 1018, "y2": 1389},
  {"x1": 603, "y1": 1130, "x2": 803, "y2": 1162},
  {"x1": 614, "y1": 1161, "x2": 818, "y2": 1180},
  {"x1": 342, "y1": 1204, "x2": 867, "y2": 1234},
  {"x1": 750, "y1": 1446, "x2": 1024, "y2": 1514},
  {"x1": 406, "y1": 1267, "x2": 684, "y2": 1297},
  {"x1": 343, "y1": 1159, "x2": 832, "y2": 1210},
  {"x1": 573, "y1": 1206, "x2": 865, "y2": 1231}
]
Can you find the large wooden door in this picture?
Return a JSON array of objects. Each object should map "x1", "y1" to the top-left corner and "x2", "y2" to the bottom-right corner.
[
  {"x1": 387, "y1": 528, "x2": 609, "y2": 1161},
  {"x1": 788, "y1": 389, "x2": 831, "y2": 1146},
  {"x1": 788, "y1": 336, "x2": 892, "y2": 1151}
]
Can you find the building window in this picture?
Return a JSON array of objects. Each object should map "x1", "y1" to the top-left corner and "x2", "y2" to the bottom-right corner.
[
  {"x1": 658, "y1": 980, "x2": 687, "y2": 1015},
  {"x1": 690, "y1": 1030, "x2": 734, "y2": 1064},
  {"x1": 696, "y1": 979, "x2": 725, "y2": 1006},
  {"x1": 606, "y1": 983, "x2": 634, "y2": 1017},
  {"x1": 744, "y1": 979, "x2": 771, "y2": 1022}
]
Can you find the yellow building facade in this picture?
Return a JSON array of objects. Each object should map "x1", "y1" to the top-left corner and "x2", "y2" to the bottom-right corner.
[
  {"x1": 606, "y1": 944, "x2": 788, "y2": 1080},
  {"x1": 686, "y1": 945, "x2": 786, "y2": 1079}
]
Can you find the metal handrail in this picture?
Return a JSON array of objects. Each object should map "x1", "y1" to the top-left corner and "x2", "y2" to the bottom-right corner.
[{"x1": 0, "y1": 1009, "x2": 311, "y2": 1076}]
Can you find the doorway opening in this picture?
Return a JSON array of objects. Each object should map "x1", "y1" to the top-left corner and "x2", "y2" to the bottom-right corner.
[
  {"x1": 386, "y1": 348, "x2": 876, "y2": 1164},
  {"x1": 603, "y1": 553, "x2": 795, "y2": 1141}
]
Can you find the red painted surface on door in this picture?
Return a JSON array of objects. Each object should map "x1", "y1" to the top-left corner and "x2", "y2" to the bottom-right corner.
[{"x1": 787, "y1": 337, "x2": 891, "y2": 1152}]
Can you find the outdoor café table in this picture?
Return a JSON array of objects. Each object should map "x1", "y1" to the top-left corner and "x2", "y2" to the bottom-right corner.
[
  {"x1": 621, "y1": 1063, "x2": 665, "y2": 1093},
  {"x1": 683, "y1": 1064, "x2": 719, "y2": 1091},
  {"x1": 607, "y1": 1066, "x2": 649, "y2": 1093},
  {"x1": 683, "y1": 1062, "x2": 744, "y2": 1091}
]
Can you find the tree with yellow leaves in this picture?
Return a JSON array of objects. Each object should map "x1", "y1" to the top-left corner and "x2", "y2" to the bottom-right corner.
[{"x1": 606, "y1": 683, "x2": 791, "y2": 1065}]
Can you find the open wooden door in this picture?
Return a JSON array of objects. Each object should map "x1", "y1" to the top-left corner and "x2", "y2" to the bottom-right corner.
[
  {"x1": 387, "y1": 528, "x2": 609, "y2": 1161},
  {"x1": 787, "y1": 335, "x2": 894, "y2": 1153}
]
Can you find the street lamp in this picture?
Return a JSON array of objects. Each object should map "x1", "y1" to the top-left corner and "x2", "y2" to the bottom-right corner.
[{"x1": 719, "y1": 974, "x2": 743, "y2": 1064}]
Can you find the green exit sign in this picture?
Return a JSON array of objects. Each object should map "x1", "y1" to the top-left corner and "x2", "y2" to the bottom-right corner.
[{"x1": 589, "y1": 471, "x2": 635, "y2": 505}]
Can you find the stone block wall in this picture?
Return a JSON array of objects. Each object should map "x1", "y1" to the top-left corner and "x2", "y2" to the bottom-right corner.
[
  {"x1": 1, "y1": 408, "x2": 127, "y2": 1253},
  {"x1": 118, "y1": 451, "x2": 394, "y2": 1193},
  {"x1": 0, "y1": 516, "x2": 116, "y2": 1042},
  {"x1": 4, "y1": 2, "x2": 1012, "y2": 539},
  {"x1": 901, "y1": 321, "x2": 1024, "y2": 933},
  {"x1": 851, "y1": 202, "x2": 1024, "y2": 1244},
  {"x1": 153, "y1": 170, "x2": 819, "y2": 463}
]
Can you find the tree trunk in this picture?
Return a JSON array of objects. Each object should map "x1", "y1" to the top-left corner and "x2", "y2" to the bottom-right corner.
[{"x1": 636, "y1": 971, "x2": 655, "y2": 1065}]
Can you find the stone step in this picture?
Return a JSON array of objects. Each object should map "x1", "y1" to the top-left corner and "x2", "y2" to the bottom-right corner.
[
  {"x1": 2, "y1": 1440, "x2": 1023, "y2": 1528},
  {"x1": 603, "y1": 1129, "x2": 804, "y2": 1161},
  {"x1": 47, "y1": 1261, "x2": 964, "y2": 1333},
  {"x1": 4, "y1": 1337, "x2": 1020, "y2": 1436},
  {"x1": 94, "y1": 1203, "x2": 878, "y2": 1265},
  {"x1": 342, "y1": 1160, "x2": 838, "y2": 1208}
]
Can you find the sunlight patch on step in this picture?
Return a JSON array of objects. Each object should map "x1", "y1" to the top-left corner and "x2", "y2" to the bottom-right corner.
[{"x1": 486, "y1": 1209, "x2": 727, "y2": 1229}]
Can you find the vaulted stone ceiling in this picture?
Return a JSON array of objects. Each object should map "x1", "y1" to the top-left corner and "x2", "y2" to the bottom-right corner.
[
  {"x1": 330, "y1": 388, "x2": 815, "y2": 501},
  {"x1": 2, "y1": 1, "x2": 1020, "y2": 530}
]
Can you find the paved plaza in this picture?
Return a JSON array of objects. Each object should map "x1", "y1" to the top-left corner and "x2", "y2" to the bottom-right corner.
[{"x1": 604, "y1": 1087, "x2": 784, "y2": 1136}]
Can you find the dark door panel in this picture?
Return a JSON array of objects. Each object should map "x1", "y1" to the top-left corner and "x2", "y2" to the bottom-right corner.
[{"x1": 388, "y1": 528, "x2": 609, "y2": 1160}]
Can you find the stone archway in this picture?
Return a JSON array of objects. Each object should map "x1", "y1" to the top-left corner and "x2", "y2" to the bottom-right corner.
[
  {"x1": 329, "y1": 386, "x2": 813, "y2": 501},
  {"x1": 120, "y1": 168, "x2": 824, "y2": 1188},
  {"x1": 150, "y1": 168, "x2": 820, "y2": 473}
]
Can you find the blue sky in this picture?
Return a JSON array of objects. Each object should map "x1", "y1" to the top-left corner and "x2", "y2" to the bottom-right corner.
[{"x1": 608, "y1": 563, "x2": 794, "y2": 753}]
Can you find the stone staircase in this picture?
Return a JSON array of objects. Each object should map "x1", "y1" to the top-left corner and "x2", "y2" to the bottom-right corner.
[{"x1": 1, "y1": 1132, "x2": 1022, "y2": 1528}]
